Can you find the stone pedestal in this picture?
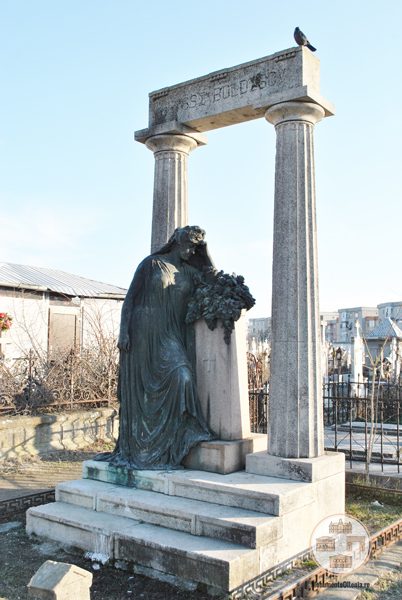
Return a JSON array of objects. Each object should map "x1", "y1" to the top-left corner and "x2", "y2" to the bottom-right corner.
[
  {"x1": 194, "y1": 315, "x2": 250, "y2": 440},
  {"x1": 26, "y1": 455, "x2": 345, "y2": 595},
  {"x1": 184, "y1": 315, "x2": 266, "y2": 474},
  {"x1": 265, "y1": 101, "x2": 325, "y2": 460},
  {"x1": 144, "y1": 132, "x2": 206, "y2": 253}
]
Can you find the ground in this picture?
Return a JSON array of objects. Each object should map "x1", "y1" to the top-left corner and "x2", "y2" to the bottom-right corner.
[
  {"x1": 0, "y1": 518, "x2": 212, "y2": 600},
  {"x1": 346, "y1": 494, "x2": 401, "y2": 534},
  {"x1": 359, "y1": 571, "x2": 402, "y2": 600}
]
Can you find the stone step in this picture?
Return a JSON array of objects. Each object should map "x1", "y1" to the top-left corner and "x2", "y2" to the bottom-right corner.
[
  {"x1": 26, "y1": 501, "x2": 260, "y2": 592},
  {"x1": 56, "y1": 479, "x2": 282, "y2": 549},
  {"x1": 83, "y1": 460, "x2": 314, "y2": 516}
]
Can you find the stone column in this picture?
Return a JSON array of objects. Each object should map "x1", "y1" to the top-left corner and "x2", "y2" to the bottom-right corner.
[
  {"x1": 265, "y1": 101, "x2": 325, "y2": 459},
  {"x1": 145, "y1": 134, "x2": 199, "y2": 253}
]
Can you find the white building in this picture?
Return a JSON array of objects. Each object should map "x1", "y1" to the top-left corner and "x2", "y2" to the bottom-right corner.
[
  {"x1": 321, "y1": 311, "x2": 339, "y2": 343},
  {"x1": 248, "y1": 317, "x2": 271, "y2": 343},
  {"x1": 337, "y1": 306, "x2": 379, "y2": 344},
  {"x1": 0, "y1": 262, "x2": 126, "y2": 361},
  {"x1": 365, "y1": 317, "x2": 402, "y2": 381},
  {"x1": 377, "y1": 301, "x2": 402, "y2": 328}
]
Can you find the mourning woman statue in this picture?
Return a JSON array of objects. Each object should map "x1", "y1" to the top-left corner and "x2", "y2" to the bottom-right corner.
[{"x1": 101, "y1": 226, "x2": 215, "y2": 469}]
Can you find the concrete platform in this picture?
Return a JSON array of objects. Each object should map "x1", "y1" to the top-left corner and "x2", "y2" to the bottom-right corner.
[
  {"x1": 83, "y1": 460, "x2": 315, "y2": 515},
  {"x1": 26, "y1": 454, "x2": 345, "y2": 594},
  {"x1": 56, "y1": 478, "x2": 282, "y2": 548}
]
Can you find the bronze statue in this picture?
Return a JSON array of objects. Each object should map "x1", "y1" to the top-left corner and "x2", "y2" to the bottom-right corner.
[{"x1": 101, "y1": 226, "x2": 215, "y2": 469}]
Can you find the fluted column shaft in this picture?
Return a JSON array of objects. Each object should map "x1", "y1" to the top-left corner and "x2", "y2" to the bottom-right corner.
[
  {"x1": 145, "y1": 134, "x2": 198, "y2": 253},
  {"x1": 265, "y1": 101, "x2": 325, "y2": 458}
]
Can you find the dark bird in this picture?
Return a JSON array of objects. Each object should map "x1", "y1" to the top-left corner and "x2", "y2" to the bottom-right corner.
[{"x1": 294, "y1": 27, "x2": 316, "y2": 52}]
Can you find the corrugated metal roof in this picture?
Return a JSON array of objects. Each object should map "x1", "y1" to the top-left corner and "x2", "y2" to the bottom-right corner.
[
  {"x1": 0, "y1": 262, "x2": 127, "y2": 298},
  {"x1": 366, "y1": 317, "x2": 402, "y2": 339}
]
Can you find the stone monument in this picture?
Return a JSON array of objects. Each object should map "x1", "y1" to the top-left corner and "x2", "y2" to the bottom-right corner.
[
  {"x1": 26, "y1": 45, "x2": 345, "y2": 595},
  {"x1": 352, "y1": 320, "x2": 364, "y2": 397}
]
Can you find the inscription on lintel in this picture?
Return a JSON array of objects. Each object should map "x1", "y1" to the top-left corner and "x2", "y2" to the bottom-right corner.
[{"x1": 147, "y1": 47, "x2": 320, "y2": 132}]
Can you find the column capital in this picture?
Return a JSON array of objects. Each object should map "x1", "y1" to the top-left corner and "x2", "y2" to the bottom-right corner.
[
  {"x1": 265, "y1": 101, "x2": 325, "y2": 127},
  {"x1": 145, "y1": 133, "x2": 198, "y2": 155}
]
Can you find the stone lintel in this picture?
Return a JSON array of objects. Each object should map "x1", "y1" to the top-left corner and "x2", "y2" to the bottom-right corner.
[
  {"x1": 246, "y1": 451, "x2": 345, "y2": 482},
  {"x1": 252, "y1": 87, "x2": 335, "y2": 117},
  {"x1": 135, "y1": 121, "x2": 208, "y2": 146},
  {"x1": 136, "y1": 46, "x2": 333, "y2": 134},
  {"x1": 182, "y1": 434, "x2": 267, "y2": 474}
]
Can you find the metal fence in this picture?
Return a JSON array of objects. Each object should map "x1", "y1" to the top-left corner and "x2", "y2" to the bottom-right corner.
[
  {"x1": 249, "y1": 389, "x2": 268, "y2": 433},
  {"x1": 250, "y1": 381, "x2": 402, "y2": 471},
  {"x1": 0, "y1": 348, "x2": 118, "y2": 414},
  {"x1": 2, "y1": 351, "x2": 401, "y2": 472}
]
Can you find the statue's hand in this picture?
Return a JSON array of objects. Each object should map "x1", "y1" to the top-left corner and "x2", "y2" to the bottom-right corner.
[{"x1": 118, "y1": 332, "x2": 130, "y2": 352}]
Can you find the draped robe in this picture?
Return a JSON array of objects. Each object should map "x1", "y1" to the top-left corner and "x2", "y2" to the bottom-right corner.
[{"x1": 107, "y1": 254, "x2": 213, "y2": 469}]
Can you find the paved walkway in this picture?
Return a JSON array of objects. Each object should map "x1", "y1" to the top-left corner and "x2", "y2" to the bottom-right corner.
[
  {"x1": 0, "y1": 455, "x2": 92, "y2": 501},
  {"x1": 324, "y1": 426, "x2": 402, "y2": 462}
]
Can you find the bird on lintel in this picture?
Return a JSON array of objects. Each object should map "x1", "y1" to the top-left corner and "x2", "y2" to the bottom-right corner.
[{"x1": 294, "y1": 27, "x2": 317, "y2": 52}]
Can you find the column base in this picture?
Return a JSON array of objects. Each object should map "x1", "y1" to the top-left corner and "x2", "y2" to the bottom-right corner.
[{"x1": 246, "y1": 451, "x2": 345, "y2": 482}]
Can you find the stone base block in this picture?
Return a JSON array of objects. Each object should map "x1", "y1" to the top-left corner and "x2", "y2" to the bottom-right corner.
[
  {"x1": 246, "y1": 451, "x2": 345, "y2": 482},
  {"x1": 182, "y1": 434, "x2": 267, "y2": 474},
  {"x1": 27, "y1": 560, "x2": 93, "y2": 600}
]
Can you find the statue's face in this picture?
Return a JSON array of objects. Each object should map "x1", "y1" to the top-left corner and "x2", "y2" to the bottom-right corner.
[{"x1": 179, "y1": 240, "x2": 197, "y2": 262}]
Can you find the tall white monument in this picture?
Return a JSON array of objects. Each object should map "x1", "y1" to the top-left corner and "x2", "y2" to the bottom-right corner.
[{"x1": 352, "y1": 320, "x2": 365, "y2": 396}]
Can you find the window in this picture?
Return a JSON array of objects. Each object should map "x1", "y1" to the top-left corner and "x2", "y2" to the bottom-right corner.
[{"x1": 48, "y1": 307, "x2": 80, "y2": 356}]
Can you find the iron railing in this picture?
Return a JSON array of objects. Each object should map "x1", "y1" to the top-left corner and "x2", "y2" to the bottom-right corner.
[
  {"x1": 0, "y1": 348, "x2": 118, "y2": 414},
  {"x1": 250, "y1": 380, "x2": 402, "y2": 471}
]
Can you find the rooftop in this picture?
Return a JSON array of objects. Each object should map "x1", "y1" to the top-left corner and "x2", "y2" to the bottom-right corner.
[
  {"x1": 0, "y1": 262, "x2": 127, "y2": 299},
  {"x1": 365, "y1": 317, "x2": 402, "y2": 340}
]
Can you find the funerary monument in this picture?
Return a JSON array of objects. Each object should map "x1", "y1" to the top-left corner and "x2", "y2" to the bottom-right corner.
[{"x1": 27, "y1": 45, "x2": 345, "y2": 595}]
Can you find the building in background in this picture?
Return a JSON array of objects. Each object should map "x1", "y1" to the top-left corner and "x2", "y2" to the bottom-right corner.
[
  {"x1": 337, "y1": 306, "x2": 379, "y2": 344},
  {"x1": 0, "y1": 262, "x2": 126, "y2": 361},
  {"x1": 377, "y1": 301, "x2": 402, "y2": 327},
  {"x1": 321, "y1": 312, "x2": 339, "y2": 344},
  {"x1": 248, "y1": 317, "x2": 271, "y2": 344},
  {"x1": 364, "y1": 317, "x2": 402, "y2": 382},
  {"x1": 249, "y1": 301, "x2": 402, "y2": 384}
]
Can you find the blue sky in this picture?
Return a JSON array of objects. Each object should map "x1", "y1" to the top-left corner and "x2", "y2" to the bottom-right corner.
[{"x1": 1, "y1": 1, "x2": 401, "y2": 317}]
